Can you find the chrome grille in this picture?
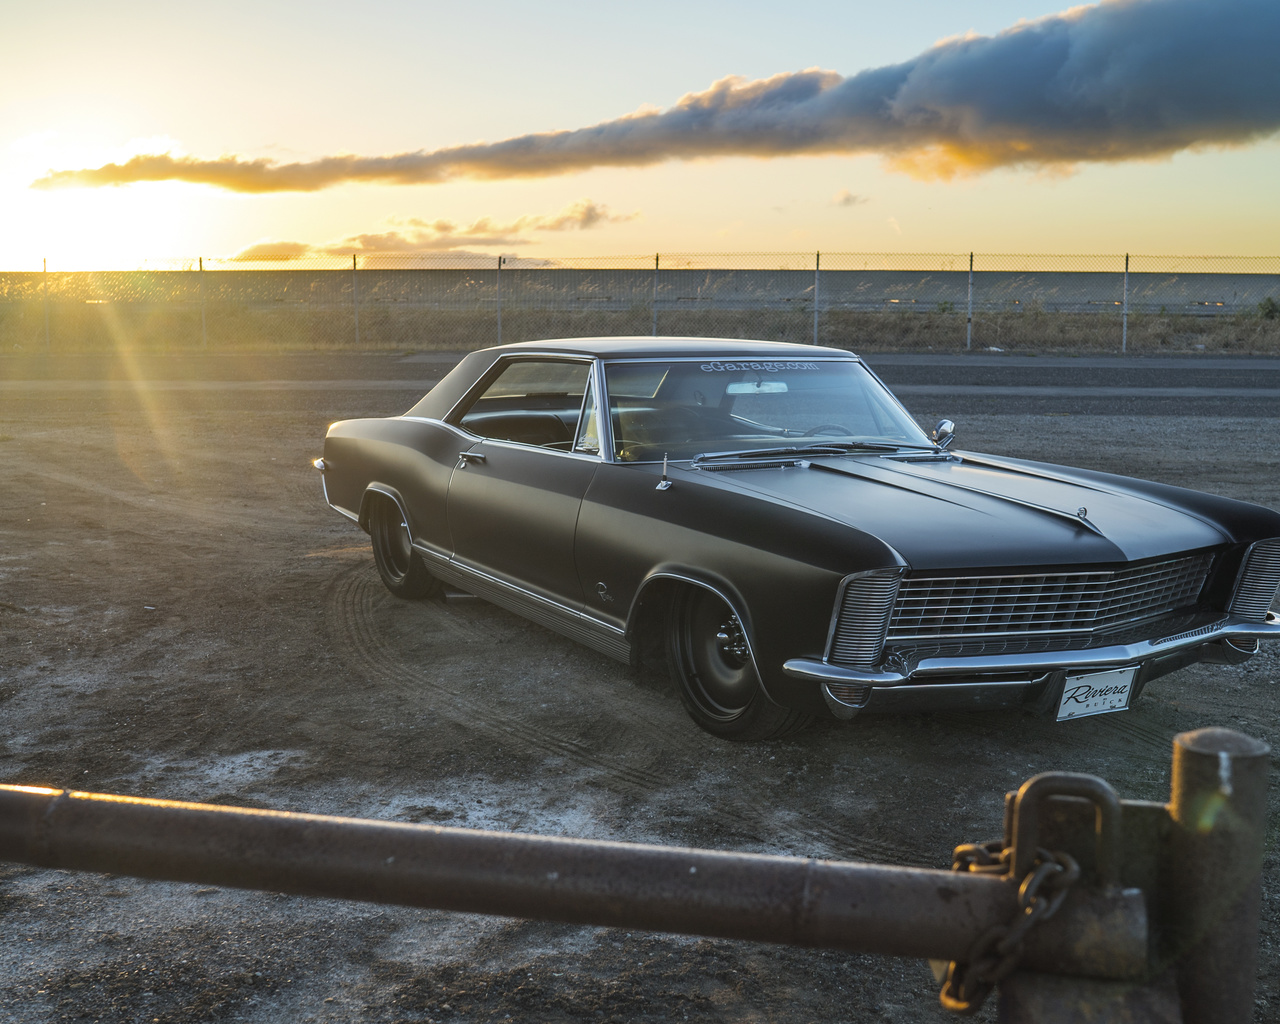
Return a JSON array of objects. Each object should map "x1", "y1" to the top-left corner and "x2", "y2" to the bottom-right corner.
[
  {"x1": 887, "y1": 552, "x2": 1214, "y2": 643},
  {"x1": 1230, "y1": 539, "x2": 1280, "y2": 622},
  {"x1": 895, "y1": 611, "x2": 1222, "y2": 665},
  {"x1": 827, "y1": 569, "x2": 903, "y2": 668}
]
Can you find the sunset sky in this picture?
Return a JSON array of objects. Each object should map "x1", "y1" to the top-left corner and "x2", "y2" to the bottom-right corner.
[{"x1": 4, "y1": 0, "x2": 1278, "y2": 269}]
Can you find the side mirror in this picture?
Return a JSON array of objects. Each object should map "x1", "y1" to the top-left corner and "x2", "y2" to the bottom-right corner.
[{"x1": 932, "y1": 419, "x2": 956, "y2": 450}]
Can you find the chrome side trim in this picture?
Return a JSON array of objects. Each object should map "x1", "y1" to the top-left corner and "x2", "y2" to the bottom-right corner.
[
  {"x1": 480, "y1": 438, "x2": 603, "y2": 462},
  {"x1": 331, "y1": 503, "x2": 360, "y2": 524},
  {"x1": 423, "y1": 551, "x2": 631, "y2": 664},
  {"x1": 785, "y1": 611, "x2": 1280, "y2": 687}
]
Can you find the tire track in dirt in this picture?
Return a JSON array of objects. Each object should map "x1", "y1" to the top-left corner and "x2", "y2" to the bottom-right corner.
[
  {"x1": 1082, "y1": 710, "x2": 1178, "y2": 761},
  {"x1": 324, "y1": 563, "x2": 911, "y2": 863},
  {"x1": 10, "y1": 456, "x2": 276, "y2": 534}
]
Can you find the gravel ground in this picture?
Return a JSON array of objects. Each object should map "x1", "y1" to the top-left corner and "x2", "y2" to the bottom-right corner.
[{"x1": 0, "y1": 352, "x2": 1277, "y2": 1023}]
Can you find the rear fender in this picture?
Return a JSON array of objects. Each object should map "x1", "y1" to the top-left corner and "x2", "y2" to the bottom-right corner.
[{"x1": 358, "y1": 485, "x2": 411, "y2": 537}]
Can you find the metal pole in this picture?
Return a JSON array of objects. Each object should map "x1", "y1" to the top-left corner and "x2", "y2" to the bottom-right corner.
[
  {"x1": 813, "y1": 251, "x2": 820, "y2": 345},
  {"x1": 966, "y1": 252, "x2": 973, "y2": 350},
  {"x1": 1121, "y1": 253, "x2": 1129, "y2": 354},
  {"x1": 199, "y1": 256, "x2": 207, "y2": 349},
  {"x1": 352, "y1": 254, "x2": 360, "y2": 346},
  {"x1": 652, "y1": 253, "x2": 659, "y2": 337},
  {"x1": 42, "y1": 258, "x2": 51, "y2": 350},
  {"x1": 0, "y1": 785, "x2": 1144, "y2": 976},
  {"x1": 496, "y1": 255, "x2": 503, "y2": 344},
  {"x1": 1166, "y1": 728, "x2": 1269, "y2": 1024}
]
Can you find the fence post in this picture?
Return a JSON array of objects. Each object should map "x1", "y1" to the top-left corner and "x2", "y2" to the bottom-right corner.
[
  {"x1": 352, "y1": 254, "x2": 360, "y2": 346},
  {"x1": 199, "y1": 257, "x2": 207, "y2": 349},
  {"x1": 1166, "y1": 727, "x2": 1269, "y2": 1024},
  {"x1": 966, "y1": 252, "x2": 973, "y2": 350},
  {"x1": 496, "y1": 255, "x2": 503, "y2": 344},
  {"x1": 1122, "y1": 253, "x2": 1129, "y2": 354},
  {"x1": 813, "y1": 251, "x2": 820, "y2": 345},
  {"x1": 652, "y1": 253, "x2": 659, "y2": 337},
  {"x1": 42, "y1": 257, "x2": 50, "y2": 351}
]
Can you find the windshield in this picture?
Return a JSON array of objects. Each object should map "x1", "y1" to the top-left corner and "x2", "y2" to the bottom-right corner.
[{"x1": 604, "y1": 357, "x2": 931, "y2": 462}]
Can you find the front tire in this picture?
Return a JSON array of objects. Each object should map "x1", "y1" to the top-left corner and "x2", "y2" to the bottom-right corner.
[
  {"x1": 369, "y1": 496, "x2": 441, "y2": 599},
  {"x1": 666, "y1": 586, "x2": 810, "y2": 741}
]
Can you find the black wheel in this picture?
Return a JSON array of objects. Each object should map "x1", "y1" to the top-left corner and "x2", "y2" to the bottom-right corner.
[
  {"x1": 666, "y1": 587, "x2": 811, "y2": 741},
  {"x1": 369, "y1": 496, "x2": 441, "y2": 599},
  {"x1": 802, "y1": 423, "x2": 853, "y2": 437}
]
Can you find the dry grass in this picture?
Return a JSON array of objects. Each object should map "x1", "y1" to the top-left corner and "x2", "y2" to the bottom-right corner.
[{"x1": 4, "y1": 300, "x2": 1280, "y2": 355}]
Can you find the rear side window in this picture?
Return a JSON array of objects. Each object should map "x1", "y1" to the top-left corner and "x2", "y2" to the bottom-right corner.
[
  {"x1": 455, "y1": 359, "x2": 594, "y2": 451},
  {"x1": 476, "y1": 361, "x2": 589, "y2": 399}
]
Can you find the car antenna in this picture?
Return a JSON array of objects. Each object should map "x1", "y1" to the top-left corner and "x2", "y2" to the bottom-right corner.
[{"x1": 656, "y1": 454, "x2": 673, "y2": 491}]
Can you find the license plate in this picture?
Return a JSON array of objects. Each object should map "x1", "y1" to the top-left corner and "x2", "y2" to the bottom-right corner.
[{"x1": 1056, "y1": 666, "x2": 1138, "y2": 721}]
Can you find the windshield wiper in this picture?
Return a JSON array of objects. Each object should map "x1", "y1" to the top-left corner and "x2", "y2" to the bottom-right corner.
[{"x1": 691, "y1": 441, "x2": 904, "y2": 466}]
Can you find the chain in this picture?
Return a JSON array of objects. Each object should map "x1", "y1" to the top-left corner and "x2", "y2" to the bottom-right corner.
[{"x1": 938, "y1": 844, "x2": 1081, "y2": 1015}]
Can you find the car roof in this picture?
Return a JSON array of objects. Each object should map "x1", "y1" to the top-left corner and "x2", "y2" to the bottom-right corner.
[{"x1": 476, "y1": 336, "x2": 860, "y2": 360}]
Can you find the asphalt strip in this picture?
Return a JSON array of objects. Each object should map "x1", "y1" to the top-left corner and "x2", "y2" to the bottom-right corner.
[
  {"x1": 0, "y1": 379, "x2": 441, "y2": 391},
  {"x1": 4, "y1": 379, "x2": 1280, "y2": 399}
]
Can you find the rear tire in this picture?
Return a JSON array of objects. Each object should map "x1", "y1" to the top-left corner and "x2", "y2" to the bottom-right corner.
[
  {"x1": 666, "y1": 586, "x2": 811, "y2": 741},
  {"x1": 369, "y1": 496, "x2": 441, "y2": 599}
]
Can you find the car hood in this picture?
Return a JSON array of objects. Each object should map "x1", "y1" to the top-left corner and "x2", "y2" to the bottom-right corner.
[{"x1": 712, "y1": 451, "x2": 1227, "y2": 571}]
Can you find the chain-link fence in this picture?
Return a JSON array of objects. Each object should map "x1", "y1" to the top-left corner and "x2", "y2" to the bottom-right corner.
[{"x1": 3, "y1": 252, "x2": 1279, "y2": 354}]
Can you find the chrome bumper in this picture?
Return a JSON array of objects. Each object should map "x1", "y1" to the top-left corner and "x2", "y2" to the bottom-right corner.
[{"x1": 783, "y1": 612, "x2": 1280, "y2": 718}]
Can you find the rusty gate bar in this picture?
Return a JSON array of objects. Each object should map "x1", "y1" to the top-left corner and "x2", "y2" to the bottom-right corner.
[
  {"x1": 1168, "y1": 728, "x2": 1270, "y2": 1024},
  {"x1": 0, "y1": 784, "x2": 1143, "y2": 977}
]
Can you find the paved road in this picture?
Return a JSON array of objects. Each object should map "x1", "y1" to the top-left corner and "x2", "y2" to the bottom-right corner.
[
  {"x1": 4, "y1": 350, "x2": 1280, "y2": 417},
  {"x1": 861, "y1": 353, "x2": 1280, "y2": 417}
]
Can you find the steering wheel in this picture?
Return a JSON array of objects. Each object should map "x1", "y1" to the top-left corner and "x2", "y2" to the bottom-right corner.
[{"x1": 802, "y1": 423, "x2": 853, "y2": 437}]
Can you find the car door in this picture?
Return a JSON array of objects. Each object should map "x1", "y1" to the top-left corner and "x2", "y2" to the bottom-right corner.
[{"x1": 445, "y1": 357, "x2": 603, "y2": 610}]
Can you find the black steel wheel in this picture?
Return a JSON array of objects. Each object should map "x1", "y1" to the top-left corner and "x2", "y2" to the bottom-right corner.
[
  {"x1": 369, "y1": 495, "x2": 441, "y2": 599},
  {"x1": 666, "y1": 586, "x2": 811, "y2": 741}
]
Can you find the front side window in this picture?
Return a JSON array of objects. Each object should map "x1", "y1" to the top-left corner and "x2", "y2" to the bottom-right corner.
[
  {"x1": 605, "y1": 357, "x2": 929, "y2": 461},
  {"x1": 455, "y1": 359, "x2": 595, "y2": 451}
]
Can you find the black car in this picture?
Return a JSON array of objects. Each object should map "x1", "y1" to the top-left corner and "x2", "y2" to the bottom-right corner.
[{"x1": 316, "y1": 338, "x2": 1280, "y2": 739}]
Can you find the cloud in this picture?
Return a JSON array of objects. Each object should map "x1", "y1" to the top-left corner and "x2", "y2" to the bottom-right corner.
[
  {"x1": 832, "y1": 189, "x2": 867, "y2": 207},
  {"x1": 234, "y1": 199, "x2": 635, "y2": 257},
  {"x1": 31, "y1": 0, "x2": 1280, "y2": 191}
]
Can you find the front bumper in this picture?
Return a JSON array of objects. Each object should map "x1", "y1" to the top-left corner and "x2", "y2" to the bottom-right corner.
[{"x1": 782, "y1": 612, "x2": 1280, "y2": 719}]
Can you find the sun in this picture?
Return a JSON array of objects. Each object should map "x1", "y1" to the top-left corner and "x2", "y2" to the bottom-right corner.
[{"x1": 2, "y1": 134, "x2": 208, "y2": 270}]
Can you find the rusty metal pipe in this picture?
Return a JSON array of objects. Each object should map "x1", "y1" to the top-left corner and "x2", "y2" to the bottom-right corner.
[
  {"x1": 1166, "y1": 728, "x2": 1270, "y2": 1024},
  {"x1": 0, "y1": 785, "x2": 1142, "y2": 976}
]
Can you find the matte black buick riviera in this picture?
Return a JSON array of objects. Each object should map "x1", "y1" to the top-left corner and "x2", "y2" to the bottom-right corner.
[{"x1": 316, "y1": 338, "x2": 1280, "y2": 739}]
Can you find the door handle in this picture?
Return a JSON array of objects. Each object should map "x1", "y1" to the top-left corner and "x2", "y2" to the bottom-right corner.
[{"x1": 457, "y1": 451, "x2": 487, "y2": 467}]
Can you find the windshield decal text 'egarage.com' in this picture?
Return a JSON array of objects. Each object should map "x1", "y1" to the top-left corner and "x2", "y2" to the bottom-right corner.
[{"x1": 700, "y1": 361, "x2": 820, "y2": 373}]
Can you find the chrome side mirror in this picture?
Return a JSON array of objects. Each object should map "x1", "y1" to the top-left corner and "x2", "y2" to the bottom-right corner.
[{"x1": 932, "y1": 419, "x2": 956, "y2": 450}]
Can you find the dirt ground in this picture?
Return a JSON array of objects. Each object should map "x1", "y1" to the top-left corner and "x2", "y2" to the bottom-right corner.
[{"x1": 1, "y1": 352, "x2": 1277, "y2": 1023}]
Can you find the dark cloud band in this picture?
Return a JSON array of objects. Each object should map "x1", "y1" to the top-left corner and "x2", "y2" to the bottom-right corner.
[{"x1": 31, "y1": 0, "x2": 1280, "y2": 192}]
